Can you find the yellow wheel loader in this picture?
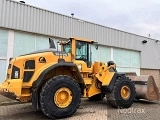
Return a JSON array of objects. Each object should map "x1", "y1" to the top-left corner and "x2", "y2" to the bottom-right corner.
[{"x1": 0, "y1": 37, "x2": 159, "y2": 119}]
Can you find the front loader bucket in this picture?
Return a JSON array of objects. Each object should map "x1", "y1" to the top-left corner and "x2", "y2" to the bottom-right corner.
[{"x1": 126, "y1": 73, "x2": 160, "y2": 101}]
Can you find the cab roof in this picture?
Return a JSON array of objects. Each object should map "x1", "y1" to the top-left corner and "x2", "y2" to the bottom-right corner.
[{"x1": 70, "y1": 37, "x2": 94, "y2": 43}]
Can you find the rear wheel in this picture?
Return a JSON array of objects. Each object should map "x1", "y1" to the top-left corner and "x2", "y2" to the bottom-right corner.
[
  {"x1": 107, "y1": 76, "x2": 135, "y2": 108},
  {"x1": 40, "y1": 75, "x2": 81, "y2": 119}
]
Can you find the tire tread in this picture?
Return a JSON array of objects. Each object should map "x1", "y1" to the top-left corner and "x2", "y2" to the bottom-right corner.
[{"x1": 40, "y1": 75, "x2": 81, "y2": 119}]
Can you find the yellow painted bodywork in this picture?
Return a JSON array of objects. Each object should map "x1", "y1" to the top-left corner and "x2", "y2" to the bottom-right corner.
[
  {"x1": 86, "y1": 78, "x2": 101, "y2": 97},
  {"x1": 94, "y1": 62, "x2": 115, "y2": 85},
  {"x1": 0, "y1": 37, "x2": 116, "y2": 102},
  {"x1": 0, "y1": 52, "x2": 73, "y2": 101}
]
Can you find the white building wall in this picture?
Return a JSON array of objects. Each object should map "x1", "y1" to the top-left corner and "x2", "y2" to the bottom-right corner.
[
  {"x1": 0, "y1": 28, "x2": 140, "y2": 83},
  {"x1": 0, "y1": 29, "x2": 8, "y2": 82}
]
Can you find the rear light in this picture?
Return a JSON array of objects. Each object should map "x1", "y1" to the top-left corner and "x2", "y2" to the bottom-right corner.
[{"x1": 11, "y1": 66, "x2": 20, "y2": 79}]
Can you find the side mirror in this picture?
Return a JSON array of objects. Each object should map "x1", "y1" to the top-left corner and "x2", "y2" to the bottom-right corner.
[{"x1": 49, "y1": 38, "x2": 56, "y2": 48}]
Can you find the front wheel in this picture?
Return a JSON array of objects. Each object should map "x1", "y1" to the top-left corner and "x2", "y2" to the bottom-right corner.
[
  {"x1": 107, "y1": 76, "x2": 135, "y2": 108},
  {"x1": 40, "y1": 75, "x2": 81, "y2": 119}
]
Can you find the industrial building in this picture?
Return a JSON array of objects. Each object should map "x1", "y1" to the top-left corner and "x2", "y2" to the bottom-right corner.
[{"x1": 0, "y1": 0, "x2": 160, "y2": 88}]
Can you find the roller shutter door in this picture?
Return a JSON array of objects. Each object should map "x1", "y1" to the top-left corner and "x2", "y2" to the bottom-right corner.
[
  {"x1": 91, "y1": 45, "x2": 111, "y2": 64},
  {"x1": 14, "y1": 32, "x2": 35, "y2": 57},
  {"x1": 113, "y1": 48, "x2": 140, "y2": 75}
]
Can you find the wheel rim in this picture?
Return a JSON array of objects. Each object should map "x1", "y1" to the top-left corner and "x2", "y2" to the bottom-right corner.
[
  {"x1": 54, "y1": 87, "x2": 72, "y2": 108},
  {"x1": 120, "y1": 86, "x2": 131, "y2": 100}
]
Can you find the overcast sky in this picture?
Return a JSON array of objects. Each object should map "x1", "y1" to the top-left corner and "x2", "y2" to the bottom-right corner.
[{"x1": 17, "y1": 0, "x2": 160, "y2": 40}]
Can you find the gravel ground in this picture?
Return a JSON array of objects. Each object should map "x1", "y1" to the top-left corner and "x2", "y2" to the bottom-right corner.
[{"x1": 0, "y1": 94, "x2": 160, "y2": 120}]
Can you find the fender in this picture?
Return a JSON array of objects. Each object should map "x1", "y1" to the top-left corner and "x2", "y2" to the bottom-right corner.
[
  {"x1": 31, "y1": 62, "x2": 85, "y2": 110},
  {"x1": 101, "y1": 72, "x2": 125, "y2": 92},
  {"x1": 32, "y1": 62, "x2": 84, "y2": 89}
]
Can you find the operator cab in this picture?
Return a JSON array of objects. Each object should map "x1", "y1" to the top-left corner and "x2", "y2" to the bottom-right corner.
[
  {"x1": 62, "y1": 37, "x2": 98, "y2": 68},
  {"x1": 63, "y1": 40, "x2": 89, "y2": 61}
]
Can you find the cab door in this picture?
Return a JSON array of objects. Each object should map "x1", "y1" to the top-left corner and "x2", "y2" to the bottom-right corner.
[{"x1": 75, "y1": 40, "x2": 91, "y2": 68}]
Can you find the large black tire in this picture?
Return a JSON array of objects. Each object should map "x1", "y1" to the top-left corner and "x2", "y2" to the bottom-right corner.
[
  {"x1": 40, "y1": 75, "x2": 81, "y2": 119},
  {"x1": 88, "y1": 93, "x2": 104, "y2": 101},
  {"x1": 107, "y1": 76, "x2": 135, "y2": 108}
]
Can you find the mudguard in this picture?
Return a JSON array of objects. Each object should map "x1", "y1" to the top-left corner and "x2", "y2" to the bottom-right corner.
[{"x1": 31, "y1": 62, "x2": 85, "y2": 110}]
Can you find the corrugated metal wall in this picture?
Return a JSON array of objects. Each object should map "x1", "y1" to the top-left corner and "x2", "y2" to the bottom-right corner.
[
  {"x1": 0, "y1": 0, "x2": 142, "y2": 50},
  {"x1": 0, "y1": 0, "x2": 160, "y2": 69}
]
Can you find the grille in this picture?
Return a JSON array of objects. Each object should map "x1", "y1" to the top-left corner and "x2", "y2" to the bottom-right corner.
[
  {"x1": 23, "y1": 71, "x2": 34, "y2": 82},
  {"x1": 25, "y1": 60, "x2": 35, "y2": 69}
]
